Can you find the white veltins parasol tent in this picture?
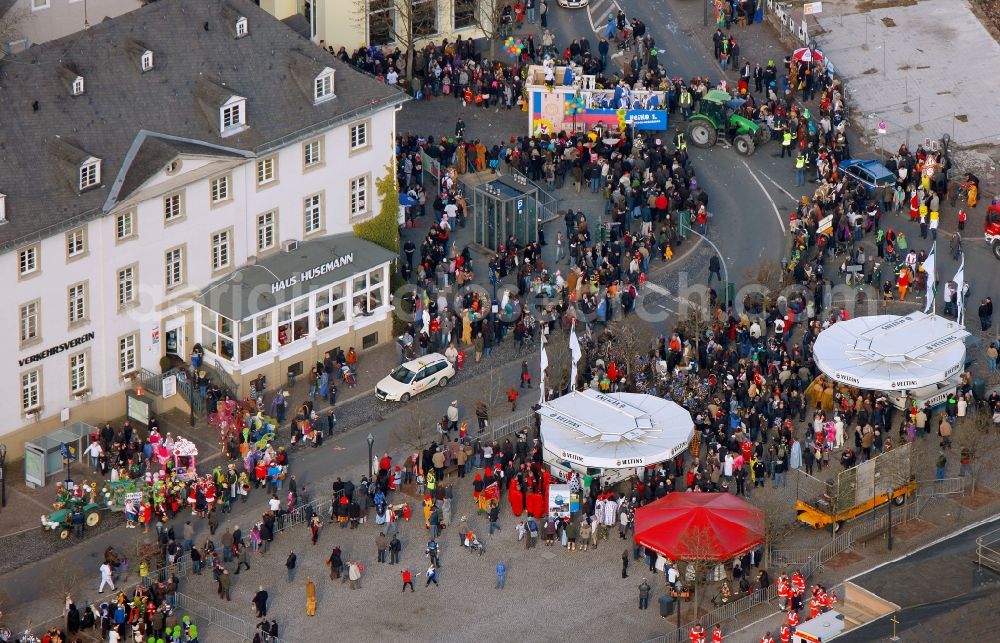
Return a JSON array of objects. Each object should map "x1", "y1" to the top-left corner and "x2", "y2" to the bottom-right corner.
[
  {"x1": 538, "y1": 389, "x2": 694, "y2": 469},
  {"x1": 813, "y1": 312, "x2": 969, "y2": 391}
]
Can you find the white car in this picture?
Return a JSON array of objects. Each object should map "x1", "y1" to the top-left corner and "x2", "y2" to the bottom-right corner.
[
  {"x1": 558, "y1": 0, "x2": 589, "y2": 7},
  {"x1": 375, "y1": 353, "x2": 455, "y2": 402}
]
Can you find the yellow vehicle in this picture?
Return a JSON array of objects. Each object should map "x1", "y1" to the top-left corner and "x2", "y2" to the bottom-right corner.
[{"x1": 795, "y1": 443, "x2": 915, "y2": 533}]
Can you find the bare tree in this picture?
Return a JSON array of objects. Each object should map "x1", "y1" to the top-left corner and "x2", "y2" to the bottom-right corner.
[
  {"x1": 543, "y1": 333, "x2": 573, "y2": 396},
  {"x1": 963, "y1": 411, "x2": 1000, "y2": 494},
  {"x1": 742, "y1": 258, "x2": 789, "y2": 312},
  {"x1": 467, "y1": 0, "x2": 508, "y2": 59},
  {"x1": 0, "y1": 7, "x2": 29, "y2": 57},
  {"x1": 676, "y1": 525, "x2": 724, "y2": 621},
  {"x1": 391, "y1": 410, "x2": 441, "y2": 457},
  {"x1": 599, "y1": 321, "x2": 650, "y2": 392},
  {"x1": 356, "y1": 0, "x2": 437, "y2": 84}
]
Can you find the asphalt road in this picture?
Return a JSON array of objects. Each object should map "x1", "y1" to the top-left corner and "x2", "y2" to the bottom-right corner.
[
  {"x1": 547, "y1": 0, "x2": 793, "y2": 299},
  {"x1": 551, "y1": 0, "x2": 999, "y2": 329},
  {"x1": 836, "y1": 516, "x2": 1000, "y2": 642}
]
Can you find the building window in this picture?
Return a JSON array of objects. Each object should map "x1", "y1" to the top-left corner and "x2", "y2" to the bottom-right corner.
[
  {"x1": 164, "y1": 193, "x2": 182, "y2": 222},
  {"x1": 350, "y1": 122, "x2": 368, "y2": 150},
  {"x1": 235, "y1": 16, "x2": 248, "y2": 38},
  {"x1": 66, "y1": 228, "x2": 86, "y2": 258},
  {"x1": 31, "y1": 0, "x2": 50, "y2": 10},
  {"x1": 212, "y1": 230, "x2": 231, "y2": 271},
  {"x1": 70, "y1": 352, "x2": 88, "y2": 393},
  {"x1": 257, "y1": 211, "x2": 275, "y2": 252},
  {"x1": 21, "y1": 369, "x2": 40, "y2": 412},
  {"x1": 257, "y1": 157, "x2": 276, "y2": 186},
  {"x1": 351, "y1": 268, "x2": 385, "y2": 317},
  {"x1": 350, "y1": 175, "x2": 369, "y2": 219},
  {"x1": 239, "y1": 311, "x2": 273, "y2": 361},
  {"x1": 18, "y1": 245, "x2": 38, "y2": 276},
  {"x1": 454, "y1": 0, "x2": 477, "y2": 29},
  {"x1": 352, "y1": 267, "x2": 386, "y2": 316},
  {"x1": 314, "y1": 70, "x2": 334, "y2": 102},
  {"x1": 116, "y1": 211, "x2": 135, "y2": 240},
  {"x1": 276, "y1": 297, "x2": 310, "y2": 347},
  {"x1": 71, "y1": 76, "x2": 85, "y2": 96},
  {"x1": 165, "y1": 247, "x2": 184, "y2": 288},
  {"x1": 367, "y1": 0, "x2": 393, "y2": 46},
  {"x1": 303, "y1": 139, "x2": 322, "y2": 168},
  {"x1": 200, "y1": 308, "x2": 235, "y2": 360},
  {"x1": 210, "y1": 175, "x2": 230, "y2": 204},
  {"x1": 68, "y1": 282, "x2": 87, "y2": 324},
  {"x1": 412, "y1": 0, "x2": 438, "y2": 38},
  {"x1": 19, "y1": 301, "x2": 39, "y2": 344},
  {"x1": 117, "y1": 266, "x2": 136, "y2": 308},
  {"x1": 304, "y1": 194, "x2": 322, "y2": 235},
  {"x1": 79, "y1": 158, "x2": 100, "y2": 190},
  {"x1": 313, "y1": 282, "x2": 347, "y2": 332},
  {"x1": 119, "y1": 334, "x2": 137, "y2": 375},
  {"x1": 220, "y1": 98, "x2": 246, "y2": 134},
  {"x1": 141, "y1": 50, "x2": 154, "y2": 71}
]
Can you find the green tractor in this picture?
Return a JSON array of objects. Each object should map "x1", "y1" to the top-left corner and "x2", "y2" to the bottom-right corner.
[{"x1": 686, "y1": 90, "x2": 768, "y2": 156}]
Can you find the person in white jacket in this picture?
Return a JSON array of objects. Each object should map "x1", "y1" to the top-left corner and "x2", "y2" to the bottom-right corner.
[{"x1": 98, "y1": 562, "x2": 115, "y2": 593}]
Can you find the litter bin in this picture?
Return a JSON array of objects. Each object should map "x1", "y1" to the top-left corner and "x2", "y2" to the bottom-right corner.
[
  {"x1": 973, "y1": 377, "x2": 986, "y2": 402},
  {"x1": 658, "y1": 594, "x2": 674, "y2": 618}
]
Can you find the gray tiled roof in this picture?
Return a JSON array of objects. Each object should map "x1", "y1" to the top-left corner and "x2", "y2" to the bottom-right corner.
[
  {"x1": 196, "y1": 232, "x2": 398, "y2": 320},
  {"x1": 0, "y1": 0, "x2": 407, "y2": 251}
]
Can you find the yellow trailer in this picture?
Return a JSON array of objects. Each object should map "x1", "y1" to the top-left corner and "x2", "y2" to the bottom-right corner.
[{"x1": 795, "y1": 443, "x2": 914, "y2": 532}]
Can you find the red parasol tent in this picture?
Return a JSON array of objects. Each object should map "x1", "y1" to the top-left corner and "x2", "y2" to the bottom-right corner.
[{"x1": 633, "y1": 493, "x2": 765, "y2": 561}]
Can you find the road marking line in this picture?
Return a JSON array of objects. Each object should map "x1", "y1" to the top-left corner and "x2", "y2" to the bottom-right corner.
[
  {"x1": 758, "y1": 168, "x2": 798, "y2": 202},
  {"x1": 644, "y1": 282, "x2": 671, "y2": 297},
  {"x1": 742, "y1": 159, "x2": 787, "y2": 235}
]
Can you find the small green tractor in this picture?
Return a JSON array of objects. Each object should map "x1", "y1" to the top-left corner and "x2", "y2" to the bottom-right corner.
[{"x1": 686, "y1": 89, "x2": 768, "y2": 156}]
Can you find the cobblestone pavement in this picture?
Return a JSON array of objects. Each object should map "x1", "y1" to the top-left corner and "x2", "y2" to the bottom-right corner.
[{"x1": 179, "y1": 478, "x2": 673, "y2": 643}]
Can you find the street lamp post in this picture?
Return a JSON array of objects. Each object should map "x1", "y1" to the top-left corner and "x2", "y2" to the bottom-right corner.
[
  {"x1": 686, "y1": 228, "x2": 732, "y2": 307},
  {"x1": 0, "y1": 444, "x2": 7, "y2": 509},
  {"x1": 367, "y1": 433, "x2": 375, "y2": 478}
]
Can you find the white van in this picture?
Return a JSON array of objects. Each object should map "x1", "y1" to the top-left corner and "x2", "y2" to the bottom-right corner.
[{"x1": 375, "y1": 353, "x2": 455, "y2": 402}]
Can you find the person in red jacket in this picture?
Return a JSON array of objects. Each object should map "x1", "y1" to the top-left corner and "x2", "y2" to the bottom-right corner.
[
  {"x1": 711, "y1": 624, "x2": 724, "y2": 642},
  {"x1": 689, "y1": 622, "x2": 706, "y2": 643},
  {"x1": 761, "y1": 632, "x2": 775, "y2": 643},
  {"x1": 401, "y1": 569, "x2": 414, "y2": 592},
  {"x1": 779, "y1": 624, "x2": 791, "y2": 643}
]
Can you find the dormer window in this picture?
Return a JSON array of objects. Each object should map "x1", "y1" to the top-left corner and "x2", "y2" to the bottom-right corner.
[
  {"x1": 141, "y1": 50, "x2": 154, "y2": 72},
  {"x1": 71, "y1": 76, "x2": 84, "y2": 96},
  {"x1": 79, "y1": 158, "x2": 101, "y2": 191},
  {"x1": 235, "y1": 16, "x2": 248, "y2": 38},
  {"x1": 314, "y1": 68, "x2": 335, "y2": 103},
  {"x1": 220, "y1": 96, "x2": 247, "y2": 136}
]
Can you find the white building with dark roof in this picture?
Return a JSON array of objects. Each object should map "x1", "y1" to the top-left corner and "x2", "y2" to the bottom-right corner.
[{"x1": 0, "y1": 0, "x2": 407, "y2": 459}]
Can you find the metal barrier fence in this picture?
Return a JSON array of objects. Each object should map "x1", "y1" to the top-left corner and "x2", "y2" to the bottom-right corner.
[
  {"x1": 489, "y1": 410, "x2": 535, "y2": 442},
  {"x1": 976, "y1": 526, "x2": 1000, "y2": 572},
  {"x1": 175, "y1": 591, "x2": 254, "y2": 641},
  {"x1": 917, "y1": 476, "x2": 966, "y2": 497}
]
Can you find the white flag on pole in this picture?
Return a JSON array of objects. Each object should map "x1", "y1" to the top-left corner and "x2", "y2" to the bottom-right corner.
[
  {"x1": 922, "y1": 242, "x2": 936, "y2": 314},
  {"x1": 953, "y1": 254, "x2": 965, "y2": 325},
  {"x1": 539, "y1": 334, "x2": 548, "y2": 404},
  {"x1": 569, "y1": 322, "x2": 582, "y2": 392}
]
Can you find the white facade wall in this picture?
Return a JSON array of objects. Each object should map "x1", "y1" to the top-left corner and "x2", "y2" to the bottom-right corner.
[{"x1": 0, "y1": 106, "x2": 397, "y2": 441}]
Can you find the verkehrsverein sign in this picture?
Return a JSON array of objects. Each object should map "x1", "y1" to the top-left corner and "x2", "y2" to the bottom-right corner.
[
  {"x1": 19, "y1": 332, "x2": 95, "y2": 367},
  {"x1": 270, "y1": 253, "x2": 354, "y2": 294}
]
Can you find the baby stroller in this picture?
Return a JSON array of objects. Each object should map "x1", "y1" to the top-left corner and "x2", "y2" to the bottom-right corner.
[
  {"x1": 616, "y1": 24, "x2": 632, "y2": 52},
  {"x1": 464, "y1": 530, "x2": 485, "y2": 556}
]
